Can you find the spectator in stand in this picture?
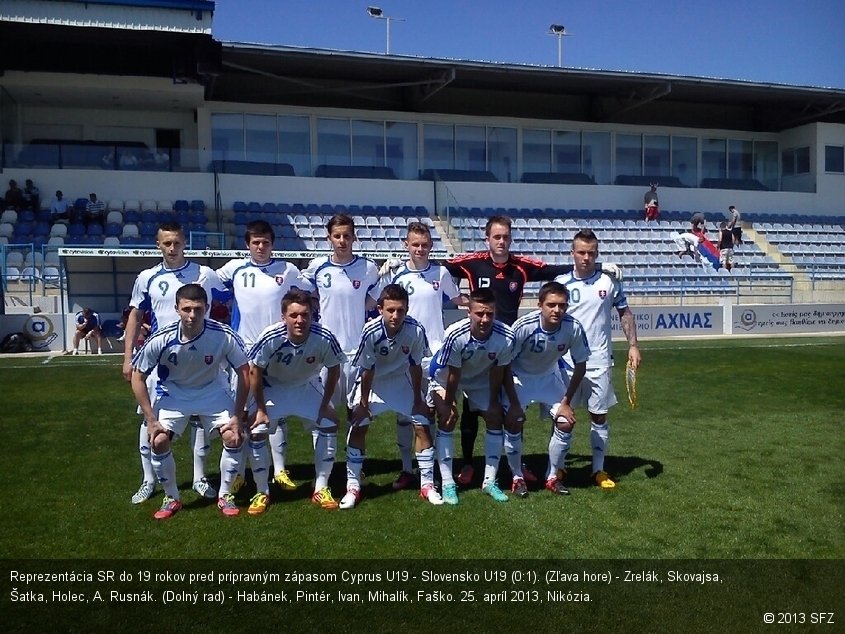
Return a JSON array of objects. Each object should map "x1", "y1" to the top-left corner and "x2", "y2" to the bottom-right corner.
[
  {"x1": 49, "y1": 190, "x2": 74, "y2": 223},
  {"x1": 717, "y1": 222, "x2": 735, "y2": 272},
  {"x1": 643, "y1": 183, "x2": 659, "y2": 222},
  {"x1": 21, "y1": 179, "x2": 40, "y2": 212},
  {"x1": 4, "y1": 179, "x2": 24, "y2": 211},
  {"x1": 85, "y1": 192, "x2": 106, "y2": 228},
  {"x1": 690, "y1": 211, "x2": 706, "y2": 234},
  {"x1": 727, "y1": 205, "x2": 742, "y2": 246}
]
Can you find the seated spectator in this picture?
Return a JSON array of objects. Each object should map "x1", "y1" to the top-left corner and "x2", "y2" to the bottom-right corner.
[
  {"x1": 73, "y1": 307, "x2": 104, "y2": 355},
  {"x1": 50, "y1": 190, "x2": 74, "y2": 223},
  {"x1": 4, "y1": 179, "x2": 24, "y2": 211},
  {"x1": 85, "y1": 192, "x2": 106, "y2": 228},
  {"x1": 22, "y1": 179, "x2": 40, "y2": 212}
]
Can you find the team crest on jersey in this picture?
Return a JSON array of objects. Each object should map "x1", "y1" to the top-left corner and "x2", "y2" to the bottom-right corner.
[
  {"x1": 557, "y1": 343, "x2": 567, "y2": 351},
  {"x1": 509, "y1": 281, "x2": 518, "y2": 292},
  {"x1": 274, "y1": 275, "x2": 285, "y2": 286},
  {"x1": 402, "y1": 345, "x2": 410, "y2": 354},
  {"x1": 488, "y1": 352, "x2": 497, "y2": 360},
  {"x1": 352, "y1": 280, "x2": 361, "y2": 289},
  {"x1": 204, "y1": 355, "x2": 214, "y2": 365},
  {"x1": 306, "y1": 356, "x2": 316, "y2": 364},
  {"x1": 431, "y1": 281, "x2": 440, "y2": 290},
  {"x1": 599, "y1": 289, "x2": 607, "y2": 299}
]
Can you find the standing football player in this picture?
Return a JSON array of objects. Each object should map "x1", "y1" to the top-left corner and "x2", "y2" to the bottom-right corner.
[
  {"x1": 555, "y1": 229, "x2": 641, "y2": 490},
  {"x1": 301, "y1": 214, "x2": 380, "y2": 410},
  {"x1": 130, "y1": 284, "x2": 249, "y2": 520},
  {"x1": 122, "y1": 222, "x2": 221, "y2": 505},
  {"x1": 216, "y1": 220, "x2": 315, "y2": 502},
  {"x1": 376, "y1": 221, "x2": 465, "y2": 490}
]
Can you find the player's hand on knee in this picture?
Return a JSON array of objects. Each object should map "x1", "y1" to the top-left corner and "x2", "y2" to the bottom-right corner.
[{"x1": 349, "y1": 403, "x2": 370, "y2": 427}]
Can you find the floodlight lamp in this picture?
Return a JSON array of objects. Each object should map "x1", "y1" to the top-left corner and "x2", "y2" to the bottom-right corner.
[
  {"x1": 549, "y1": 24, "x2": 566, "y2": 34},
  {"x1": 367, "y1": 6, "x2": 383, "y2": 18}
]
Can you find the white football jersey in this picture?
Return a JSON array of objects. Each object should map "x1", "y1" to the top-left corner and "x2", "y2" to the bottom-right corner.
[
  {"x1": 132, "y1": 320, "x2": 247, "y2": 402},
  {"x1": 249, "y1": 322, "x2": 346, "y2": 388},
  {"x1": 430, "y1": 318, "x2": 514, "y2": 392},
  {"x1": 216, "y1": 257, "x2": 315, "y2": 347},
  {"x1": 555, "y1": 270, "x2": 628, "y2": 369},
  {"x1": 511, "y1": 310, "x2": 591, "y2": 377},
  {"x1": 302, "y1": 255, "x2": 379, "y2": 353},
  {"x1": 376, "y1": 262, "x2": 460, "y2": 351},
  {"x1": 351, "y1": 315, "x2": 429, "y2": 380},
  {"x1": 129, "y1": 260, "x2": 219, "y2": 332}
]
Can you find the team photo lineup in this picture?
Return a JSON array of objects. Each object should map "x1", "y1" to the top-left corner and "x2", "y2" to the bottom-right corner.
[{"x1": 123, "y1": 213, "x2": 641, "y2": 520}]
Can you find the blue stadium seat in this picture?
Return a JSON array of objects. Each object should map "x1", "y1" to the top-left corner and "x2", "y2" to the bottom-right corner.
[
  {"x1": 173, "y1": 200, "x2": 190, "y2": 212},
  {"x1": 190, "y1": 200, "x2": 206, "y2": 213}
]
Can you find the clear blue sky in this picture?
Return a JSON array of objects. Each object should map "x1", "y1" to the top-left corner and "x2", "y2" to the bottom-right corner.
[{"x1": 211, "y1": 0, "x2": 845, "y2": 89}]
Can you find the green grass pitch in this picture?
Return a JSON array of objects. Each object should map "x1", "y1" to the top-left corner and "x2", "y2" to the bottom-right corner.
[
  {"x1": 2, "y1": 336, "x2": 843, "y2": 632},
  {"x1": 2, "y1": 335, "x2": 842, "y2": 561}
]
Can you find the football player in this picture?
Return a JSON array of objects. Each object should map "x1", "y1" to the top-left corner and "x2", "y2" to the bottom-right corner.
[
  {"x1": 248, "y1": 289, "x2": 347, "y2": 510},
  {"x1": 122, "y1": 222, "x2": 221, "y2": 505},
  {"x1": 130, "y1": 284, "x2": 248, "y2": 520},
  {"x1": 555, "y1": 229, "x2": 641, "y2": 490},
  {"x1": 509, "y1": 282, "x2": 590, "y2": 497},
  {"x1": 428, "y1": 288, "x2": 517, "y2": 504},
  {"x1": 216, "y1": 220, "x2": 315, "y2": 504},
  {"x1": 343, "y1": 284, "x2": 442, "y2": 508}
]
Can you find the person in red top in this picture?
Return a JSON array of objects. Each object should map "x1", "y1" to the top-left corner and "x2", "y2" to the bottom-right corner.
[{"x1": 444, "y1": 215, "x2": 620, "y2": 485}]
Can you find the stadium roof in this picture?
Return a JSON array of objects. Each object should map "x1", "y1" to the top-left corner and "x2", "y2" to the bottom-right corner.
[
  {"x1": 2, "y1": 15, "x2": 844, "y2": 133},
  {"x1": 212, "y1": 44, "x2": 845, "y2": 132}
]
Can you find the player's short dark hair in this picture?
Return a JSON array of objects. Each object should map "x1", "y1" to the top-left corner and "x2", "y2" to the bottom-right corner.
[
  {"x1": 176, "y1": 283, "x2": 208, "y2": 305},
  {"x1": 281, "y1": 289, "x2": 313, "y2": 315},
  {"x1": 405, "y1": 221, "x2": 431, "y2": 239},
  {"x1": 245, "y1": 219, "x2": 275, "y2": 243},
  {"x1": 539, "y1": 281, "x2": 569, "y2": 304},
  {"x1": 572, "y1": 228, "x2": 599, "y2": 246},
  {"x1": 484, "y1": 215, "x2": 512, "y2": 236},
  {"x1": 158, "y1": 221, "x2": 184, "y2": 236},
  {"x1": 378, "y1": 283, "x2": 409, "y2": 307},
  {"x1": 468, "y1": 287, "x2": 496, "y2": 306},
  {"x1": 326, "y1": 213, "x2": 355, "y2": 234}
]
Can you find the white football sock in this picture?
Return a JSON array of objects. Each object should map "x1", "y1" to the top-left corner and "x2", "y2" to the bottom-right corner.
[
  {"x1": 218, "y1": 443, "x2": 242, "y2": 496},
  {"x1": 313, "y1": 431, "x2": 336, "y2": 491},
  {"x1": 591, "y1": 422, "x2": 609, "y2": 474},
  {"x1": 138, "y1": 420, "x2": 155, "y2": 484},
  {"x1": 395, "y1": 420, "x2": 414, "y2": 473},
  {"x1": 249, "y1": 439, "x2": 270, "y2": 494},
  {"x1": 345, "y1": 445, "x2": 365, "y2": 491},
  {"x1": 416, "y1": 446, "x2": 435, "y2": 488},
  {"x1": 151, "y1": 448, "x2": 179, "y2": 499},
  {"x1": 504, "y1": 430, "x2": 523, "y2": 480},
  {"x1": 269, "y1": 419, "x2": 288, "y2": 475},
  {"x1": 547, "y1": 426, "x2": 571, "y2": 480},
  {"x1": 482, "y1": 429, "x2": 503, "y2": 487},
  {"x1": 435, "y1": 429, "x2": 455, "y2": 486},
  {"x1": 190, "y1": 421, "x2": 209, "y2": 482}
]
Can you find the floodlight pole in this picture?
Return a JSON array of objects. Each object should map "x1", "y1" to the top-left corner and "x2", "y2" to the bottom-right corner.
[
  {"x1": 368, "y1": 7, "x2": 405, "y2": 54},
  {"x1": 548, "y1": 25, "x2": 573, "y2": 68}
]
